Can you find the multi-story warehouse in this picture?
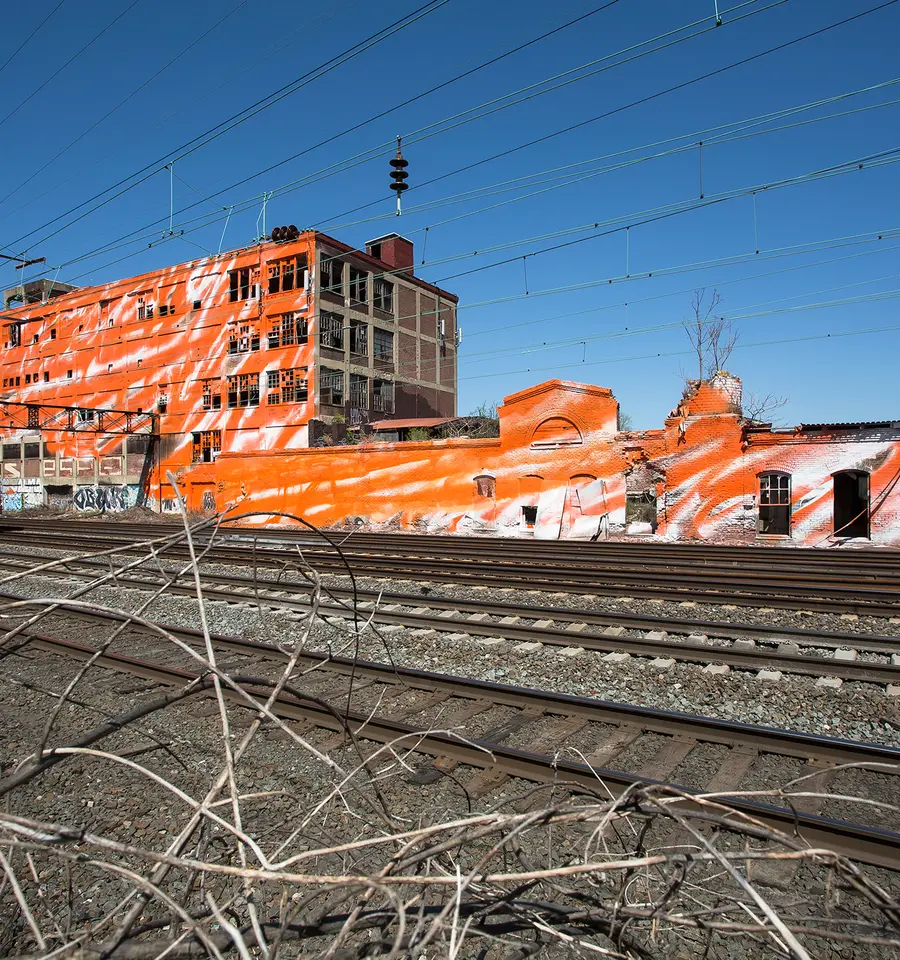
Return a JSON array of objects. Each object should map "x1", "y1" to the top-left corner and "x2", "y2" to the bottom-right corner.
[{"x1": 0, "y1": 231, "x2": 458, "y2": 508}]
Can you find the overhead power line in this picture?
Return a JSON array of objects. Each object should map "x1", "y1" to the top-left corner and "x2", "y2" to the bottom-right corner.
[
  {"x1": 0, "y1": 0, "x2": 69, "y2": 78},
  {"x1": 0, "y1": 0, "x2": 254, "y2": 207},
  {"x1": 5, "y1": 0, "x2": 451, "y2": 253},
  {"x1": 459, "y1": 320, "x2": 900, "y2": 383},
  {"x1": 0, "y1": 0, "x2": 144, "y2": 128},
  {"x1": 316, "y1": 0, "x2": 900, "y2": 229}
]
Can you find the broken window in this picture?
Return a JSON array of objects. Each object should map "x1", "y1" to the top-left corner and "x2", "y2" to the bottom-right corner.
[
  {"x1": 373, "y1": 327, "x2": 393, "y2": 361},
  {"x1": 267, "y1": 312, "x2": 308, "y2": 348},
  {"x1": 758, "y1": 472, "x2": 791, "y2": 536},
  {"x1": 266, "y1": 368, "x2": 308, "y2": 405},
  {"x1": 349, "y1": 374, "x2": 369, "y2": 409},
  {"x1": 201, "y1": 379, "x2": 222, "y2": 410},
  {"x1": 319, "y1": 255, "x2": 342, "y2": 292},
  {"x1": 23, "y1": 442, "x2": 40, "y2": 459},
  {"x1": 43, "y1": 371, "x2": 49, "y2": 382},
  {"x1": 2, "y1": 443, "x2": 21, "y2": 460},
  {"x1": 146, "y1": 303, "x2": 155, "y2": 319},
  {"x1": 522, "y1": 505, "x2": 538, "y2": 527},
  {"x1": 267, "y1": 254, "x2": 308, "y2": 295},
  {"x1": 50, "y1": 329, "x2": 56, "y2": 340},
  {"x1": 191, "y1": 430, "x2": 221, "y2": 463},
  {"x1": 474, "y1": 475, "x2": 496, "y2": 498},
  {"x1": 137, "y1": 297, "x2": 146, "y2": 320},
  {"x1": 373, "y1": 277, "x2": 393, "y2": 313},
  {"x1": 372, "y1": 379, "x2": 394, "y2": 413},
  {"x1": 320, "y1": 368, "x2": 344, "y2": 406},
  {"x1": 228, "y1": 323, "x2": 260, "y2": 354},
  {"x1": 76, "y1": 409, "x2": 95, "y2": 423},
  {"x1": 833, "y1": 470, "x2": 869, "y2": 539},
  {"x1": 349, "y1": 320, "x2": 368, "y2": 357},
  {"x1": 319, "y1": 312, "x2": 345, "y2": 350},
  {"x1": 226, "y1": 373, "x2": 259, "y2": 408},
  {"x1": 228, "y1": 267, "x2": 255, "y2": 302},
  {"x1": 5, "y1": 323, "x2": 21, "y2": 347},
  {"x1": 349, "y1": 266, "x2": 367, "y2": 304}
]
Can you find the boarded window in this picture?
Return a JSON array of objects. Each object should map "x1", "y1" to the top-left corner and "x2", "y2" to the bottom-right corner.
[
  {"x1": 474, "y1": 475, "x2": 496, "y2": 498},
  {"x1": 531, "y1": 417, "x2": 582, "y2": 448}
]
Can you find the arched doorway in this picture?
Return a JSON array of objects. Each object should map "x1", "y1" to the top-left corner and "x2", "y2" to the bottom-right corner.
[{"x1": 833, "y1": 470, "x2": 870, "y2": 538}]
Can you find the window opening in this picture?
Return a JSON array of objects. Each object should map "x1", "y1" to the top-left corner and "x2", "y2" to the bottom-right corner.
[
  {"x1": 266, "y1": 368, "x2": 308, "y2": 404},
  {"x1": 191, "y1": 431, "x2": 221, "y2": 463},
  {"x1": 67, "y1": 369, "x2": 73, "y2": 379},
  {"x1": 349, "y1": 374, "x2": 368, "y2": 409},
  {"x1": 201, "y1": 379, "x2": 222, "y2": 410},
  {"x1": 373, "y1": 327, "x2": 393, "y2": 361},
  {"x1": 349, "y1": 266, "x2": 368, "y2": 304},
  {"x1": 267, "y1": 312, "x2": 308, "y2": 348},
  {"x1": 758, "y1": 472, "x2": 791, "y2": 536},
  {"x1": 228, "y1": 323, "x2": 260, "y2": 354},
  {"x1": 50, "y1": 329, "x2": 56, "y2": 340},
  {"x1": 320, "y1": 256, "x2": 342, "y2": 292},
  {"x1": 226, "y1": 373, "x2": 259, "y2": 408},
  {"x1": 349, "y1": 320, "x2": 368, "y2": 357},
  {"x1": 2, "y1": 443, "x2": 21, "y2": 460},
  {"x1": 372, "y1": 378, "x2": 394, "y2": 413},
  {"x1": 23, "y1": 442, "x2": 40, "y2": 459},
  {"x1": 319, "y1": 312, "x2": 345, "y2": 350},
  {"x1": 228, "y1": 267, "x2": 254, "y2": 302},
  {"x1": 193, "y1": 299, "x2": 202, "y2": 310},
  {"x1": 137, "y1": 297, "x2": 145, "y2": 320},
  {"x1": 320, "y1": 368, "x2": 344, "y2": 406},
  {"x1": 373, "y1": 277, "x2": 394, "y2": 313},
  {"x1": 833, "y1": 470, "x2": 870, "y2": 539},
  {"x1": 267, "y1": 254, "x2": 308, "y2": 295},
  {"x1": 43, "y1": 371, "x2": 49, "y2": 382},
  {"x1": 522, "y1": 505, "x2": 538, "y2": 527}
]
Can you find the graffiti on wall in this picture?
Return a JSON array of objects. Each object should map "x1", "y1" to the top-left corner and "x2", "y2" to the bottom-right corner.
[
  {"x1": 2, "y1": 478, "x2": 44, "y2": 511},
  {"x1": 73, "y1": 485, "x2": 139, "y2": 512}
]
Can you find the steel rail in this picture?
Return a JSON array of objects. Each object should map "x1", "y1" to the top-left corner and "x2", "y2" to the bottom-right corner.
[
  {"x1": 5, "y1": 522, "x2": 900, "y2": 584},
  {"x1": 2, "y1": 527, "x2": 900, "y2": 614},
  {"x1": 6, "y1": 519, "x2": 899, "y2": 570},
  {"x1": 3, "y1": 548, "x2": 899, "y2": 654},
  {"x1": 18, "y1": 624, "x2": 900, "y2": 871},
  {"x1": 4, "y1": 562, "x2": 900, "y2": 683}
]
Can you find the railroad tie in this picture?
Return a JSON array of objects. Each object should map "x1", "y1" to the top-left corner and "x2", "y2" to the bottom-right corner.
[{"x1": 406, "y1": 698, "x2": 495, "y2": 784}]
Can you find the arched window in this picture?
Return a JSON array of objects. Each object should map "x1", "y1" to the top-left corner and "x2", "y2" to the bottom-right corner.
[
  {"x1": 833, "y1": 470, "x2": 870, "y2": 538},
  {"x1": 758, "y1": 472, "x2": 791, "y2": 536},
  {"x1": 531, "y1": 417, "x2": 582, "y2": 448}
]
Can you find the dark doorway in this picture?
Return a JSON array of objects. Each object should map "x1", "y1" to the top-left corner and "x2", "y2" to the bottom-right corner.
[
  {"x1": 834, "y1": 470, "x2": 870, "y2": 538},
  {"x1": 758, "y1": 472, "x2": 791, "y2": 536}
]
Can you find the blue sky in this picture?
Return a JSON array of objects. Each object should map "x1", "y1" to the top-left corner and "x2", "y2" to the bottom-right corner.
[{"x1": 2, "y1": 0, "x2": 899, "y2": 427}]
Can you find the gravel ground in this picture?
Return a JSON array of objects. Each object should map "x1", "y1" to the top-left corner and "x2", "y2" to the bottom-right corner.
[{"x1": 3, "y1": 564, "x2": 900, "y2": 958}]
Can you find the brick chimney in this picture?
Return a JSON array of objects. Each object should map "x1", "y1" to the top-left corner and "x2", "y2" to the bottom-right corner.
[{"x1": 366, "y1": 233, "x2": 414, "y2": 276}]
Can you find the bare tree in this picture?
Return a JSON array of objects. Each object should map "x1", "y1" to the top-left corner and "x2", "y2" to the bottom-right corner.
[
  {"x1": 617, "y1": 408, "x2": 634, "y2": 431},
  {"x1": 682, "y1": 289, "x2": 722, "y2": 381},
  {"x1": 743, "y1": 391, "x2": 791, "y2": 425},
  {"x1": 707, "y1": 316, "x2": 739, "y2": 376}
]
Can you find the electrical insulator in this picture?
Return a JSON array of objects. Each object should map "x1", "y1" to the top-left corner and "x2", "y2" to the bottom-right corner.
[{"x1": 389, "y1": 136, "x2": 408, "y2": 215}]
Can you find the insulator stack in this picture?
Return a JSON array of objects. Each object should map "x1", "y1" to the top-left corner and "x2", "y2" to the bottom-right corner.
[
  {"x1": 390, "y1": 137, "x2": 408, "y2": 214},
  {"x1": 271, "y1": 225, "x2": 300, "y2": 243}
]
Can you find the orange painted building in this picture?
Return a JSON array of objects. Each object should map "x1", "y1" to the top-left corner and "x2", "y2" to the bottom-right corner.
[
  {"x1": 1, "y1": 230, "x2": 457, "y2": 509},
  {"x1": 1, "y1": 242, "x2": 899, "y2": 544}
]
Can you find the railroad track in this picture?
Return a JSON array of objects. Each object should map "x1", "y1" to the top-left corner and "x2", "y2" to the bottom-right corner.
[
  {"x1": 4, "y1": 549, "x2": 900, "y2": 687},
  {"x1": 2, "y1": 520, "x2": 900, "y2": 615},
  {"x1": 9, "y1": 602, "x2": 900, "y2": 870}
]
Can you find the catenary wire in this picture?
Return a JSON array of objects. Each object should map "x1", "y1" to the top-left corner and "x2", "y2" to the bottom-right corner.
[
  {"x1": 314, "y1": 0, "x2": 900, "y2": 229},
  {"x1": 0, "y1": 0, "x2": 255, "y2": 207},
  {"x1": 0, "y1": 0, "x2": 145, "y2": 128},
  {"x1": 5, "y1": 0, "x2": 451, "y2": 253},
  {"x1": 0, "y1": 0, "x2": 69, "y2": 78},
  {"x1": 3, "y1": 0, "x2": 779, "y2": 259}
]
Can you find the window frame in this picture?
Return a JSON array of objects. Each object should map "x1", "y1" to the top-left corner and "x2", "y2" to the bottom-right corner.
[{"x1": 758, "y1": 471, "x2": 792, "y2": 536}]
